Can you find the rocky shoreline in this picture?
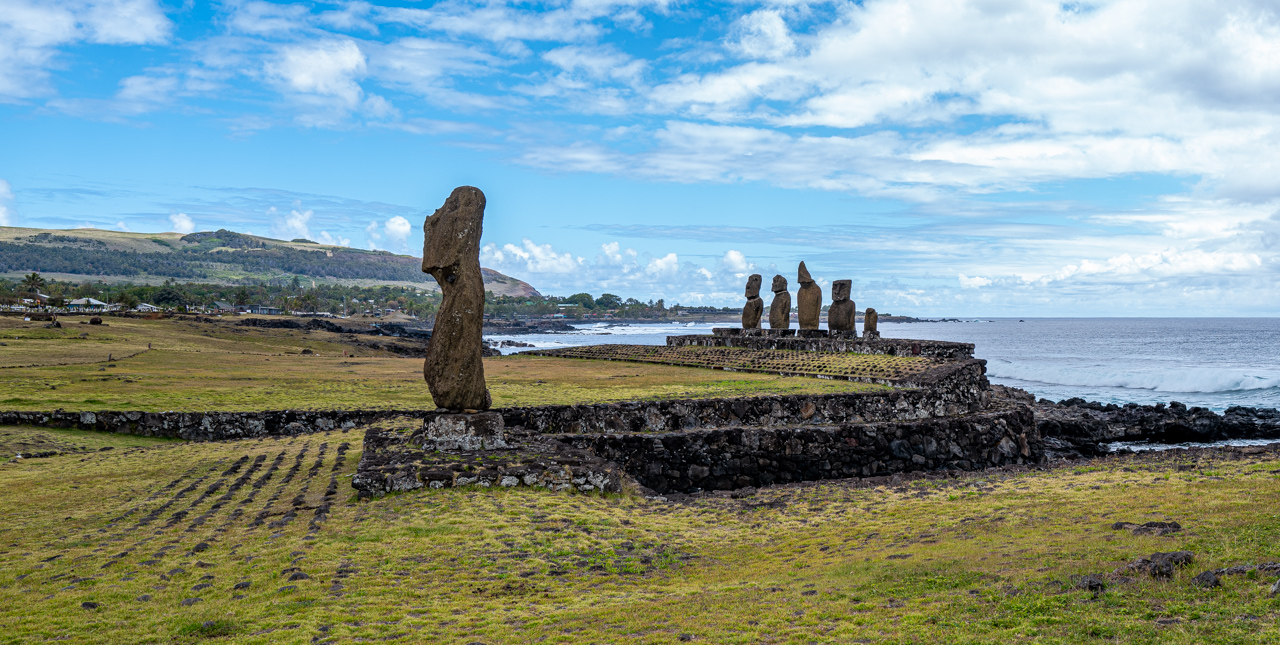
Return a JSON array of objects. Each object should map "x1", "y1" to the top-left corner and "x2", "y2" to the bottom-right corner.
[{"x1": 992, "y1": 385, "x2": 1280, "y2": 459}]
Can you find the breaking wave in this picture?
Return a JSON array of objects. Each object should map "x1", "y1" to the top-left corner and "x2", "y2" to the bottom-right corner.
[{"x1": 986, "y1": 363, "x2": 1280, "y2": 394}]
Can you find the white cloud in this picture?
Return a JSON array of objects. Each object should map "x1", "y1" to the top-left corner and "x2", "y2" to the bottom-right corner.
[
  {"x1": 646, "y1": 252, "x2": 678, "y2": 276},
  {"x1": 728, "y1": 10, "x2": 795, "y2": 60},
  {"x1": 482, "y1": 238, "x2": 582, "y2": 273},
  {"x1": 0, "y1": 179, "x2": 14, "y2": 226},
  {"x1": 384, "y1": 215, "x2": 411, "y2": 243},
  {"x1": 316, "y1": 230, "x2": 350, "y2": 246},
  {"x1": 958, "y1": 274, "x2": 991, "y2": 289},
  {"x1": 0, "y1": 0, "x2": 170, "y2": 99},
  {"x1": 168, "y1": 212, "x2": 195, "y2": 234},
  {"x1": 115, "y1": 220, "x2": 129, "y2": 231},
  {"x1": 271, "y1": 207, "x2": 312, "y2": 240},
  {"x1": 721, "y1": 249, "x2": 750, "y2": 274}
]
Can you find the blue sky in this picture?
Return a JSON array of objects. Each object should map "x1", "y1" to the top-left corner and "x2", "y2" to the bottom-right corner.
[{"x1": 2, "y1": 0, "x2": 1279, "y2": 315}]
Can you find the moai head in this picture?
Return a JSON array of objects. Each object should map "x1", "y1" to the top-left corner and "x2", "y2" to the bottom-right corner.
[
  {"x1": 745, "y1": 274, "x2": 762, "y2": 299},
  {"x1": 422, "y1": 186, "x2": 486, "y2": 284},
  {"x1": 797, "y1": 261, "x2": 814, "y2": 285},
  {"x1": 832, "y1": 280, "x2": 851, "y2": 302},
  {"x1": 771, "y1": 274, "x2": 787, "y2": 293}
]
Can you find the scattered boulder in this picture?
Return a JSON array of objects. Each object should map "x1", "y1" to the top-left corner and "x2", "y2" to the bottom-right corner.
[
  {"x1": 89, "y1": 317, "x2": 102, "y2": 325},
  {"x1": 180, "y1": 598, "x2": 203, "y2": 607},
  {"x1": 233, "y1": 581, "x2": 251, "y2": 590},
  {"x1": 1192, "y1": 570, "x2": 1220, "y2": 588},
  {"x1": 1271, "y1": 578, "x2": 1280, "y2": 597},
  {"x1": 80, "y1": 601, "x2": 98, "y2": 610},
  {"x1": 1111, "y1": 520, "x2": 1182, "y2": 537},
  {"x1": 1071, "y1": 574, "x2": 1107, "y2": 593},
  {"x1": 1125, "y1": 551, "x2": 1195, "y2": 578}
]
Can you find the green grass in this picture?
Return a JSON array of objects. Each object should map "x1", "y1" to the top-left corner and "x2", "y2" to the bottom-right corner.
[
  {"x1": 0, "y1": 424, "x2": 180, "y2": 459},
  {"x1": 0, "y1": 427, "x2": 1278, "y2": 643},
  {"x1": 0, "y1": 316, "x2": 886, "y2": 411}
]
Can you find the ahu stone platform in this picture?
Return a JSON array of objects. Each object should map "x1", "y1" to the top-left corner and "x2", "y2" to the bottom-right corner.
[{"x1": 668, "y1": 328, "x2": 975, "y2": 360}]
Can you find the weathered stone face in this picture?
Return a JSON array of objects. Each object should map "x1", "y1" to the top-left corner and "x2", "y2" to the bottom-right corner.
[
  {"x1": 828, "y1": 279, "x2": 855, "y2": 332},
  {"x1": 796, "y1": 262, "x2": 822, "y2": 329},
  {"x1": 769, "y1": 274, "x2": 791, "y2": 330},
  {"x1": 421, "y1": 186, "x2": 491, "y2": 411},
  {"x1": 863, "y1": 307, "x2": 879, "y2": 339},
  {"x1": 743, "y1": 274, "x2": 763, "y2": 329}
]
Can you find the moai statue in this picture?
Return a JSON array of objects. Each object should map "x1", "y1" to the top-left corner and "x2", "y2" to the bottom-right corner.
[
  {"x1": 741, "y1": 274, "x2": 763, "y2": 329},
  {"x1": 862, "y1": 307, "x2": 880, "y2": 339},
  {"x1": 828, "y1": 280, "x2": 855, "y2": 333},
  {"x1": 768, "y1": 275, "x2": 791, "y2": 330},
  {"x1": 796, "y1": 262, "x2": 822, "y2": 330},
  {"x1": 421, "y1": 186, "x2": 492, "y2": 411}
]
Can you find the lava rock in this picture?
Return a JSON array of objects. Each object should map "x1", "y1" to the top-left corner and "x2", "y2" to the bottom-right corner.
[{"x1": 1192, "y1": 570, "x2": 1220, "y2": 588}]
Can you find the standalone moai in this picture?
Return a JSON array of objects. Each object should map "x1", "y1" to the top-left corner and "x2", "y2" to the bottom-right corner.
[
  {"x1": 796, "y1": 262, "x2": 822, "y2": 330},
  {"x1": 419, "y1": 186, "x2": 505, "y2": 449},
  {"x1": 742, "y1": 274, "x2": 763, "y2": 329},
  {"x1": 768, "y1": 274, "x2": 791, "y2": 330},
  {"x1": 862, "y1": 307, "x2": 880, "y2": 339},
  {"x1": 828, "y1": 280, "x2": 855, "y2": 333}
]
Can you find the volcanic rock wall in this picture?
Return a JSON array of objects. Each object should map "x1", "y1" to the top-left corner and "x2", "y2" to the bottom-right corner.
[{"x1": 668, "y1": 330, "x2": 974, "y2": 360}]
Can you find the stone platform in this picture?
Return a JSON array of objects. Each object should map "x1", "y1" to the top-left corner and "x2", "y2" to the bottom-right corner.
[{"x1": 667, "y1": 328, "x2": 975, "y2": 360}]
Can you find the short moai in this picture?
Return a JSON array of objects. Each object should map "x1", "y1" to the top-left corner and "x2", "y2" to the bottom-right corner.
[
  {"x1": 421, "y1": 186, "x2": 492, "y2": 411},
  {"x1": 742, "y1": 274, "x2": 764, "y2": 329},
  {"x1": 862, "y1": 307, "x2": 880, "y2": 339},
  {"x1": 768, "y1": 275, "x2": 791, "y2": 330},
  {"x1": 828, "y1": 279, "x2": 856, "y2": 333},
  {"x1": 796, "y1": 262, "x2": 822, "y2": 330}
]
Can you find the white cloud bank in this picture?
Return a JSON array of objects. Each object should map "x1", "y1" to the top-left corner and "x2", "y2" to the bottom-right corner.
[{"x1": 168, "y1": 212, "x2": 195, "y2": 234}]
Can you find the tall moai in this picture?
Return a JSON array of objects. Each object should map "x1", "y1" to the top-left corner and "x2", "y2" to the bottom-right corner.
[
  {"x1": 741, "y1": 274, "x2": 763, "y2": 329},
  {"x1": 768, "y1": 275, "x2": 791, "y2": 329},
  {"x1": 828, "y1": 279, "x2": 855, "y2": 333},
  {"x1": 421, "y1": 186, "x2": 491, "y2": 410},
  {"x1": 796, "y1": 262, "x2": 822, "y2": 330},
  {"x1": 862, "y1": 307, "x2": 879, "y2": 339}
]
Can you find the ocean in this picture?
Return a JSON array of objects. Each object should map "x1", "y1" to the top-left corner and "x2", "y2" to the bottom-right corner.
[{"x1": 486, "y1": 318, "x2": 1280, "y2": 412}]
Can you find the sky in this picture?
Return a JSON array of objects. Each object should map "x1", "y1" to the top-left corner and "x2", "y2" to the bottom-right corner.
[{"x1": 1, "y1": 0, "x2": 1279, "y2": 316}]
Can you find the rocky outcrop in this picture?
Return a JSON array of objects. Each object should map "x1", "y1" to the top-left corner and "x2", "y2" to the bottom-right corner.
[{"x1": 991, "y1": 385, "x2": 1280, "y2": 459}]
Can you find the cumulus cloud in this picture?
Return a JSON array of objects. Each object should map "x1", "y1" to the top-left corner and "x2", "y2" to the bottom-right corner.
[
  {"x1": 482, "y1": 238, "x2": 582, "y2": 274},
  {"x1": 315, "y1": 230, "x2": 350, "y2": 246},
  {"x1": 270, "y1": 206, "x2": 313, "y2": 240},
  {"x1": 384, "y1": 215, "x2": 411, "y2": 242},
  {"x1": 168, "y1": 212, "x2": 195, "y2": 234},
  {"x1": 958, "y1": 274, "x2": 991, "y2": 289},
  {"x1": 0, "y1": 179, "x2": 14, "y2": 226}
]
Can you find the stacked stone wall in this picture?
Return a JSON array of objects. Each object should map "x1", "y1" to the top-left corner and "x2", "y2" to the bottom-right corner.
[
  {"x1": 501, "y1": 360, "x2": 991, "y2": 434},
  {"x1": 668, "y1": 330, "x2": 974, "y2": 360},
  {"x1": 559, "y1": 404, "x2": 1038, "y2": 494}
]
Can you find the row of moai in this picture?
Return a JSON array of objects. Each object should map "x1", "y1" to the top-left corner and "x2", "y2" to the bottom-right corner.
[{"x1": 742, "y1": 262, "x2": 879, "y2": 338}]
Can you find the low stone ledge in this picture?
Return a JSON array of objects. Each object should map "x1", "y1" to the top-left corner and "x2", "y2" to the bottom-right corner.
[
  {"x1": 352, "y1": 417, "x2": 625, "y2": 498},
  {"x1": 0, "y1": 409, "x2": 393, "y2": 441},
  {"x1": 557, "y1": 404, "x2": 1039, "y2": 494},
  {"x1": 501, "y1": 360, "x2": 991, "y2": 434},
  {"x1": 669, "y1": 332, "x2": 974, "y2": 360}
]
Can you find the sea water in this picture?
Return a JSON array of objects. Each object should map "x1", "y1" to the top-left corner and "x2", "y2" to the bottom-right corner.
[{"x1": 486, "y1": 318, "x2": 1280, "y2": 411}]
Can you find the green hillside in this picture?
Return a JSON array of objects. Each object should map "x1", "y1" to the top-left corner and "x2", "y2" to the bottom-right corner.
[{"x1": 0, "y1": 227, "x2": 538, "y2": 297}]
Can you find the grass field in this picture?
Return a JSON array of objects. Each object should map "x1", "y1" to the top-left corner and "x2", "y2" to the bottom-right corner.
[
  {"x1": 1, "y1": 427, "x2": 1278, "y2": 644},
  {"x1": 0, "y1": 316, "x2": 885, "y2": 411}
]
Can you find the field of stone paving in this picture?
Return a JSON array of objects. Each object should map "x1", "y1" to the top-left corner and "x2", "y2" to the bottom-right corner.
[
  {"x1": 524, "y1": 344, "x2": 938, "y2": 382},
  {"x1": 2, "y1": 424, "x2": 1280, "y2": 643}
]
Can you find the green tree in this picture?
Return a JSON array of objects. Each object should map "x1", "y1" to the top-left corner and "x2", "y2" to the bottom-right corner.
[
  {"x1": 564, "y1": 292, "x2": 596, "y2": 309},
  {"x1": 595, "y1": 293, "x2": 622, "y2": 309},
  {"x1": 20, "y1": 272, "x2": 45, "y2": 294},
  {"x1": 233, "y1": 286, "x2": 251, "y2": 305}
]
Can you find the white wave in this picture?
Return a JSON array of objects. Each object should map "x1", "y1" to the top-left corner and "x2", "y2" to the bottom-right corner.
[
  {"x1": 987, "y1": 362, "x2": 1280, "y2": 394},
  {"x1": 988, "y1": 363, "x2": 1280, "y2": 394}
]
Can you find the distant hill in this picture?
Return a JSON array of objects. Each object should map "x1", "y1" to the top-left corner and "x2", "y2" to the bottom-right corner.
[{"x1": 0, "y1": 227, "x2": 539, "y2": 297}]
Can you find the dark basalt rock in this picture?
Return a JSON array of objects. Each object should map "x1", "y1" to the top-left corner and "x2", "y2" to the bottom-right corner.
[
  {"x1": 768, "y1": 275, "x2": 790, "y2": 330},
  {"x1": 1125, "y1": 551, "x2": 1195, "y2": 578},
  {"x1": 1192, "y1": 570, "x2": 1220, "y2": 588},
  {"x1": 742, "y1": 274, "x2": 763, "y2": 330},
  {"x1": 828, "y1": 280, "x2": 855, "y2": 333},
  {"x1": 796, "y1": 262, "x2": 822, "y2": 330},
  {"x1": 421, "y1": 186, "x2": 491, "y2": 411}
]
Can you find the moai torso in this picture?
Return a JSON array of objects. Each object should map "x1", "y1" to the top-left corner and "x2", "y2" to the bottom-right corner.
[
  {"x1": 862, "y1": 307, "x2": 879, "y2": 339},
  {"x1": 421, "y1": 186, "x2": 491, "y2": 410},
  {"x1": 768, "y1": 275, "x2": 791, "y2": 330},
  {"x1": 828, "y1": 279, "x2": 855, "y2": 333},
  {"x1": 796, "y1": 262, "x2": 822, "y2": 330},
  {"x1": 742, "y1": 274, "x2": 763, "y2": 329}
]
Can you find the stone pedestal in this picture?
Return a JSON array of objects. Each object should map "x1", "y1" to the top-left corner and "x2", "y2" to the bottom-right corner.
[{"x1": 415, "y1": 411, "x2": 507, "y2": 451}]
